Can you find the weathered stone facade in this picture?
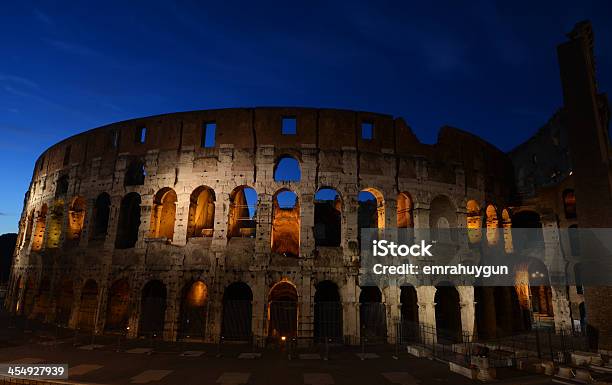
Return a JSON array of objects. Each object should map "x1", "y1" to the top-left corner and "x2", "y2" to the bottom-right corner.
[{"x1": 5, "y1": 21, "x2": 610, "y2": 350}]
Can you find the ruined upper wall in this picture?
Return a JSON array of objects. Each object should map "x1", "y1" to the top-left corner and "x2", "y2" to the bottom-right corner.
[{"x1": 31, "y1": 107, "x2": 513, "y2": 190}]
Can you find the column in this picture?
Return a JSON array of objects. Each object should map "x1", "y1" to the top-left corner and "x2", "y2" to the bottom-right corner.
[
  {"x1": 416, "y1": 285, "x2": 436, "y2": 344},
  {"x1": 457, "y1": 285, "x2": 475, "y2": 342}
]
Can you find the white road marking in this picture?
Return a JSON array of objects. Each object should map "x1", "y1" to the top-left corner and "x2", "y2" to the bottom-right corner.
[
  {"x1": 304, "y1": 372, "x2": 334, "y2": 385},
  {"x1": 130, "y1": 369, "x2": 172, "y2": 383},
  {"x1": 216, "y1": 372, "x2": 251, "y2": 384}
]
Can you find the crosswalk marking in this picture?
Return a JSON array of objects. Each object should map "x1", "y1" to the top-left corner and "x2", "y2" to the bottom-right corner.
[
  {"x1": 356, "y1": 353, "x2": 380, "y2": 360},
  {"x1": 381, "y1": 372, "x2": 419, "y2": 385},
  {"x1": 238, "y1": 352, "x2": 261, "y2": 359},
  {"x1": 216, "y1": 372, "x2": 251, "y2": 384},
  {"x1": 69, "y1": 364, "x2": 103, "y2": 376},
  {"x1": 304, "y1": 372, "x2": 334, "y2": 385},
  {"x1": 78, "y1": 344, "x2": 105, "y2": 350},
  {"x1": 299, "y1": 353, "x2": 321, "y2": 360},
  {"x1": 130, "y1": 369, "x2": 172, "y2": 384}
]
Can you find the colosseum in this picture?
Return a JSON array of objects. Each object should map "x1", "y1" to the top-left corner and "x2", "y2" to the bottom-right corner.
[{"x1": 5, "y1": 21, "x2": 612, "y2": 352}]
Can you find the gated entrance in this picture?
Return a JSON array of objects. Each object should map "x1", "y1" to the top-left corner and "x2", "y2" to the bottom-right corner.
[
  {"x1": 359, "y1": 286, "x2": 387, "y2": 344},
  {"x1": 77, "y1": 280, "x2": 98, "y2": 331},
  {"x1": 314, "y1": 280, "x2": 342, "y2": 343},
  {"x1": 268, "y1": 281, "x2": 298, "y2": 340},
  {"x1": 139, "y1": 280, "x2": 167, "y2": 338},
  {"x1": 178, "y1": 280, "x2": 208, "y2": 339},
  {"x1": 55, "y1": 278, "x2": 73, "y2": 326},
  {"x1": 105, "y1": 279, "x2": 130, "y2": 332},
  {"x1": 221, "y1": 282, "x2": 253, "y2": 341}
]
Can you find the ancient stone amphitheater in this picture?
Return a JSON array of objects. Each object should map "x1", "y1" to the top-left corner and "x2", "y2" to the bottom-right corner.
[{"x1": 5, "y1": 107, "x2": 577, "y2": 346}]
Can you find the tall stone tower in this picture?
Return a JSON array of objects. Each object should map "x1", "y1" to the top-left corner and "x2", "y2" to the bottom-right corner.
[{"x1": 557, "y1": 21, "x2": 612, "y2": 352}]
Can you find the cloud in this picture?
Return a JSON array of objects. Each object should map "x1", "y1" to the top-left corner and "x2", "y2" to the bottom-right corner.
[
  {"x1": 0, "y1": 74, "x2": 39, "y2": 89},
  {"x1": 33, "y1": 9, "x2": 54, "y2": 26},
  {"x1": 43, "y1": 38, "x2": 105, "y2": 58}
]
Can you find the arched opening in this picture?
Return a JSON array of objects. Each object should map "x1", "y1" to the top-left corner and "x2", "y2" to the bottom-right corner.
[
  {"x1": 22, "y1": 212, "x2": 34, "y2": 249},
  {"x1": 149, "y1": 188, "x2": 177, "y2": 241},
  {"x1": 187, "y1": 186, "x2": 216, "y2": 238},
  {"x1": 400, "y1": 285, "x2": 419, "y2": 343},
  {"x1": 90, "y1": 193, "x2": 111, "y2": 240},
  {"x1": 55, "y1": 278, "x2": 73, "y2": 326},
  {"x1": 486, "y1": 204, "x2": 499, "y2": 245},
  {"x1": 66, "y1": 196, "x2": 86, "y2": 245},
  {"x1": 569, "y1": 225, "x2": 581, "y2": 256},
  {"x1": 115, "y1": 193, "x2": 141, "y2": 249},
  {"x1": 273, "y1": 155, "x2": 301, "y2": 182},
  {"x1": 124, "y1": 159, "x2": 145, "y2": 186},
  {"x1": 271, "y1": 189, "x2": 300, "y2": 257},
  {"x1": 267, "y1": 281, "x2": 298, "y2": 340},
  {"x1": 105, "y1": 279, "x2": 130, "y2": 332},
  {"x1": 228, "y1": 186, "x2": 257, "y2": 238},
  {"x1": 178, "y1": 280, "x2": 208, "y2": 340},
  {"x1": 314, "y1": 280, "x2": 342, "y2": 343},
  {"x1": 33, "y1": 277, "x2": 51, "y2": 320},
  {"x1": 528, "y1": 259, "x2": 554, "y2": 321},
  {"x1": 512, "y1": 210, "x2": 543, "y2": 251},
  {"x1": 574, "y1": 262, "x2": 584, "y2": 294},
  {"x1": 139, "y1": 280, "x2": 167, "y2": 338},
  {"x1": 359, "y1": 286, "x2": 386, "y2": 343},
  {"x1": 22, "y1": 277, "x2": 36, "y2": 317},
  {"x1": 55, "y1": 175, "x2": 69, "y2": 197},
  {"x1": 430, "y1": 196, "x2": 457, "y2": 243},
  {"x1": 314, "y1": 188, "x2": 342, "y2": 247},
  {"x1": 46, "y1": 200, "x2": 64, "y2": 249},
  {"x1": 221, "y1": 282, "x2": 253, "y2": 341},
  {"x1": 31, "y1": 205, "x2": 47, "y2": 252},
  {"x1": 466, "y1": 200, "x2": 481, "y2": 244},
  {"x1": 502, "y1": 209, "x2": 513, "y2": 253},
  {"x1": 358, "y1": 189, "x2": 385, "y2": 238},
  {"x1": 434, "y1": 284, "x2": 462, "y2": 344},
  {"x1": 563, "y1": 189, "x2": 577, "y2": 219},
  {"x1": 78, "y1": 280, "x2": 98, "y2": 331},
  {"x1": 11, "y1": 276, "x2": 22, "y2": 313},
  {"x1": 579, "y1": 302, "x2": 586, "y2": 332},
  {"x1": 397, "y1": 192, "x2": 414, "y2": 244}
]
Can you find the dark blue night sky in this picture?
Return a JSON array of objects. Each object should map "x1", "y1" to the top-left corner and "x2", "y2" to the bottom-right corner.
[{"x1": 1, "y1": 1, "x2": 611, "y2": 233}]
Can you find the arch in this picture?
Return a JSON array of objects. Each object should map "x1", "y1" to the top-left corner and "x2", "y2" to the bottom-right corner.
[
  {"x1": 10, "y1": 276, "x2": 22, "y2": 313},
  {"x1": 359, "y1": 286, "x2": 387, "y2": 343},
  {"x1": 31, "y1": 205, "x2": 47, "y2": 251},
  {"x1": 46, "y1": 200, "x2": 64, "y2": 249},
  {"x1": 430, "y1": 195, "x2": 456, "y2": 242},
  {"x1": 105, "y1": 279, "x2": 131, "y2": 332},
  {"x1": 397, "y1": 192, "x2": 413, "y2": 228},
  {"x1": 314, "y1": 188, "x2": 342, "y2": 247},
  {"x1": 33, "y1": 276, "x2": 51, "y2": 320},
  {"x1": 434, "y1": 284, "x2": 462, "y2": 343},
  {"x1": 115, "y1": 192, "x2": 141, "y2": 249},
  {"x1": 139, "y1": 280, "x2": 167, "y2": 338},
  {"x1": 67, "y1": 196, "x2": 86, "y2": 244},
  {"x1": 486, "y1": 204, "x2": 499, "y2": 245},
  {"x1": 579, "y1": 302, "x2": 586, "y2": 332},
  {"x1": 22, "y1": 211, "x2": 34, "y2": 248},
  {"x1": 466, "y1": 200, "x2": 481, "y2": 244},
  {"x1": 90, "y1": 193, "x2": 111, "y2": 240},
  {"x1": 149, "y1": 188, "x2": 177, "y2": 240},
  {"x1": 187, "y1": 186, "x2": 216, "y2": 238},
  {"x1": 221, "y1": 282, "x2": 253, "y2": 341},
  {"x1": 563, "y1": 189, "x2": 577, "y2": 219},
  {"x1": 77, "y1": 279, "x2": 99, "y2": 331},
  {"x1": 502, "y1": 209, "x2": 513, "y2": 253},
  {"x1": 512, "y1": 210, "x2": 543, "y2": 251},
  {"x1": 271, "y1": 189, "x2": 300, "y2": 257},
  {"x1": 314, "y1": 280, "x2": 343, "y2": 342},
  {"x1": 55, "y1": 175, "x2": 69, "y2": 197},
  {"x1": 22, "y1": 277, "x2": 36, "y2": 316},
  {"x1": 273, "y1": 155, "x2": 301, "y2": 182},
  {"x1": 400, "y1": 285, "x2": 419, "y2": 343},
  {"x1": 55, "y1": 278, "x2": 73, "y2": 326},
  {"x1": 527, "y1": 259, "x2": 554, "y2": 318},
  {"x1": 124, "y1": 159, "x2": 145, "y2": 186},
  {"x1": 178, "y1": 280, "x2": 208, "y2": 339},
  {"x1": 358, "y1": 188, "x2": 385, "y2": 231},
  {"x1": 227, "y1": 186, "x2": 257, "y2": 238},
  {"x1": 267, "y1": 281, "x2": 298, "y2": 340}
]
